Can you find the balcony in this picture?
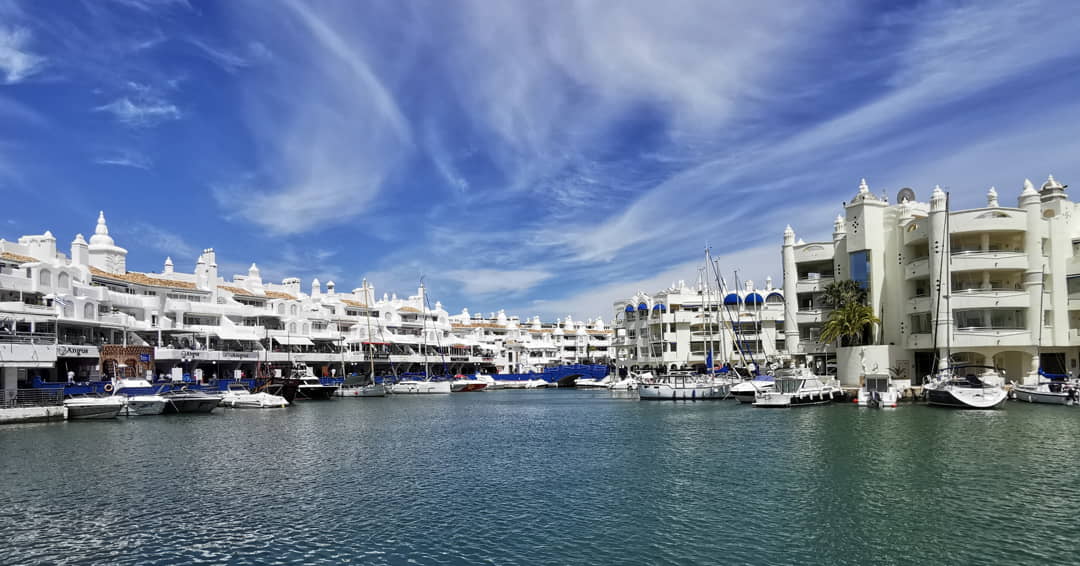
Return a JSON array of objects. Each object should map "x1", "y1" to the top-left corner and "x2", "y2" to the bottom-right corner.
[
  {"x1": 907, "y1": 296, "x2": 931, "y2": 314},
  {"x1": 952, "y1": 328, "x2": 1031, "y2": 347},
  {"x1": 949, "y1": 288, "x2": 1029, "y2": 310},
  {"x1": 796, "y1": 277, "x2": 833, "y2": 293},
  {"x1": 905, "y1": 258, "x2": 930, "y2": 280},
  {"x1": 795, "y1": 309, "x2": 827, "y2": 324},
  {"x1": 949, "y1": 251, "x2": 1027, "y2": 272}
]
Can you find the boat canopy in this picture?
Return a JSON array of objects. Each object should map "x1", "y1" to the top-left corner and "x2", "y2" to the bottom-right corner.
[{"x1": 723, "y1": 293, "x2": 741, "y2": 305}]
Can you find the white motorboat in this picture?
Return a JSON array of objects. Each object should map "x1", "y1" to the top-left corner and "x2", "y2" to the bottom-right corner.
[
  {"x1": 451, "y1": 375, "x2": 488, "y2": 393},
  {"x1": 64, "y1": 396, "x2": 125, "y2": 419},
  {"x1": 575, "y1": 376, "x2": 612, "y2": 389},
  {"x1": 730, "y1": 375, "x2": 774, "y2": 404},
  {"x1": 1011, "y1": 371, "x2": 1079, "y2": 406},
  {"x1": 523, "y1": 378, "x2": 548, "y2": 389},
  {"x1": 220, "y1": 384, "x2": 290, "y2": 408},
  {"x1": 753, "y1": 368, "x2": 842, "y2": 408},
  {"x1": 924, "y1": 365, "x2": 1007, "y2": 409},
  {"x1": 160, "y1": 388, "x2": 223, "y2": 414},
  {"x1": 857, "y1": 373, "x2": 901, "y2": 408},
  {"x1": 474, "y1": 374, "x2": 504, "y2": 390},
  {"x1": 391, "y1": 379, "x2": 452, "y2": 394},
  {"x1": 638, "y1": 371, "x2": 723, "y2": 400},
  {"x1": 111, "y1": 378, "x2": 167, "y2": 416}
]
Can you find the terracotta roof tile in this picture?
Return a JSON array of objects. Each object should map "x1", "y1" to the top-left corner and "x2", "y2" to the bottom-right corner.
[
  {"x1": 219, "y1": 285, "x2": 256, "y2": 297},
  {"x1": 398, "y1": 306, "x2": 421, "y2": 313},
  {"x1": 264, "y1": 290, "x2": 296, "y2": 300},
  {"x1": 0, "y1": 251, "x2": 38, "y2": 263},
  {"x1": 341, "y1": 299, "x2": 368, "y2": 308},
  {"x1": 90, "y1": 267, "x2": 199, "y2": 290}
]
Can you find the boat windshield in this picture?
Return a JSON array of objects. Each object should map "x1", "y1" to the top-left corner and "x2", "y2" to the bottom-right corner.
[
  {"x1": 776, "y1": 378, "x2": 804, "y2": 394},
  {"x1": 864, "y1": 375, "x2": 890, "y2": 392}
]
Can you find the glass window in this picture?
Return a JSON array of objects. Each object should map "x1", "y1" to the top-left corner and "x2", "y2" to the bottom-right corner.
[{"x1": 849, "y1": 250, "x2": 871, "y2": 290}]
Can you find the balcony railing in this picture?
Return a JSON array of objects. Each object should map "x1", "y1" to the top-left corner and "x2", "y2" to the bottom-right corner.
[{"x1": 0, "y1": 389, "x2": 64, "y2": 409}]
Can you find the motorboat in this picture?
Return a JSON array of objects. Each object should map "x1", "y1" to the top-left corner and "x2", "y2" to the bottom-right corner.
[
  {"x1": 450, "y1": 375, "x2": 488, "y2": 393},
  {"x1": 857, "y1": 373, "x2": 901, "y2": 408},
  {"x1": 638, "y1": 371, "x2": 723, "y2": 400},
  {"x1": 391, "y1": 379, "x2": 452, "y2": 394},
  {"x1": 731, "y1": 374, "x2": 775, "y2": 404},
  {"x1": 923, "y1": 365, "x2": 1007, "y2": 409},
  {"x1": 64, "y1": 396, "x2": 125, "y2": 419},
  {"x1": 110, "y1": 378, "x2": 167, "y2": 416},
  {"x1": 1011, "y1": 370, "x2": 1079, "y2": 406},
  {"x1": 523, "y1": 378, "x2": 548, "y2": 389},
  {"x1": 574, "y1": 376, "x2": 612, "y2": 389},
  {"x1": 474, "y1": 374, "x2": 504, "y2": 390},
  {"x1": 753, "y1": 368, "x2": 842, "y2": 408},
  {"x1": 296, "y1": 376, "x2": 339, "y2": 400},
  {"x1": 220, "y1": 383, "x2": 290, "y2": 408},
  {"x1": 160, "y1": 388, "x2": 223, "y2": 414}
]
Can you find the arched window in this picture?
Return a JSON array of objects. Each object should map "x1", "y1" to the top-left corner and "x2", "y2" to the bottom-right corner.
[
  {"x1": 39, "y1": 269, "x2": 51, "y2": 286},
  {"x1": 277, "y1": 303, "x2": 285, "y2": 315},
  {"x1": 288, "y1": 322, "x2": 297, "y2": 333},
  {"x1": 63, "y1": 303, "x2": 73, "y2": 317},
  {"x1": 302, "y1": 323, "x2": 309, "y2": 334},
  {"x1": 290, "y1": 305, "x2": 298, "y2": 316},
  {"x1": 58, "y1": 272, "x2": 71, "y2": 288},
  {"x1": 84, "y1": 303, "x2": 96, "y2": 320}
]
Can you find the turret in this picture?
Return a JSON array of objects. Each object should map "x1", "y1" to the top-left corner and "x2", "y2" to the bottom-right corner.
[
  {"x1": 163, "y1": 256, "x2": 174, "y2": 274},
  {"x1": 781, "y1": 225, "x2": 800, "y2": 356},
  {"x1": 70, "y1": 234, "x2": 88, "y2": 266},
  {"x1": 87, "y1": 211, "x2": 128, "y2": 274},
  {"x1": 326, "y1": 280, "x2": 335, "y2": 295},
  {"x1": 928, "y1": 185, "x2": 952, "y2": 372},
  {"x1": 311, "y1": 278, "x2": 322, "y2": 298},
  {"x1": 987, "y1": 187, "x2": 999, "y2": 208}
]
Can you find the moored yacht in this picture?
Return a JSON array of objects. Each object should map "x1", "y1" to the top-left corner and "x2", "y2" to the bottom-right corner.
[
  {"x1": 63, "y1": 396, "x2": 125, "y2": 419},
  {"x1": 111, "y1": 378, "x2": 167, "y2": 416},
  {"x1": 730, "y1": 374, "x2": 774, "y2": 404},
  {"x1": 857, "y1": 373, "x2": 901, "y2": 408},
  {"x1": 220, "y1": 383, "x2": 289, "y2": 408},
  {"x1": 753, "y1": 368, "x2": 841, "y2": 408},
  {"x1": 450, "y1": 375, "x2": 488, "y2": 392},
  {"x1": 638, "y1": 371, "x2": 722, "y2": 400},
  {"x1": 1011, "y1": 370, "x2": 1079, "y2": 406},
  {"x1": 296, "y1": 376, "x2": 339, "y2": 400},
  {"x1": 391, "y1": 378, "x2": 452, "y2": 394},
  {"x1": 923, "y1": 365, "x2": 1007, "y2": 409},
  {"x1": 160, "y1": 388, "x2": 223, "y2": 414}
]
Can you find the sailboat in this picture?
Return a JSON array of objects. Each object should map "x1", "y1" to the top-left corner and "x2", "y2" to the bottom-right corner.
[
  {"x1": 922, "y1": 189, "x2": 1008, "y2": 409},
  {"x1": 392, "y1": 282, "x2": 451, "y2": 394},
  {"x1": 336, "y1": 279, "x2": 387, "y2": 397}
]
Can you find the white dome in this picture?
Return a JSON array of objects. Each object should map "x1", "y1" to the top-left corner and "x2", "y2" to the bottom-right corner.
[{"x1": 88, "y1": 211, "x2": 115, "y2": 247}]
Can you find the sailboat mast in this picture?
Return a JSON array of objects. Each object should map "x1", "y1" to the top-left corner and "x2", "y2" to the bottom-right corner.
[
  {"x1": 364, "y1": 279, "x2": 376, "y2": 383},
  {"x1": 703, "y1": 248, "x2": 715, "y2": 377}
]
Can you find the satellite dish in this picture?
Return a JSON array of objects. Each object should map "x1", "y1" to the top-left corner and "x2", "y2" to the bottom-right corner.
[{"x1": 896, "y1": 187, "x2": 916, "y2": 203}]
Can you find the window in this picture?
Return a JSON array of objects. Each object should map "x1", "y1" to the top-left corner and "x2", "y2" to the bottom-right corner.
[
  {"x1": 39, "y1": 269, "x2": 51, "y2": 286},
  {"x1": 84, "y1": 303, "x2": 95, "y2": 320},
  {"x1": 58, "y1": 272, "x2": 70, "y2": 288},
  {"x1": 849, "y1": 250, "x2": 871, "y2": 290}
]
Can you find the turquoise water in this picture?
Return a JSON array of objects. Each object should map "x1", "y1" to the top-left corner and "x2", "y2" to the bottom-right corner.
[{"x1": 1, "y1": 391, "x2": 1078, "y2": 565}]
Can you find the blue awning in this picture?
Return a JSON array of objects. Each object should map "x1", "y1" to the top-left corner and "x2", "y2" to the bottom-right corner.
[
  {"x1": 624, "y1": 304, "x2": 635, "y2": 313},
  {"x1": 652, "y1": 303, "x2": 666, "y2": 311},
  {"x1": 637, "y1": 302, "x2": 648, "y2": 311},
  {"x1": 766, "y1": 291, "x2": 783, "y2": 301},
  {"x1": 723, "y1": 293, "x2": 741, "y2": 305},
  {"x1": 745, "y1": 292, "x2": 764, "y2": 305}
]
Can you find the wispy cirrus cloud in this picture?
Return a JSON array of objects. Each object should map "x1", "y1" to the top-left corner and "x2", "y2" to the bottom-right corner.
[
  {"x1": 95, "y1": 96, "x2": 180, "y2": 126},
  {"x1": 444, "y1": 269, "x2": 553, "y2": 296},
  {"x1": 93, "y1": 149, "x2": 152, "y2": 170},
  {"x1": 0, "y1": 25, "x2": 44, "y2": 83}
]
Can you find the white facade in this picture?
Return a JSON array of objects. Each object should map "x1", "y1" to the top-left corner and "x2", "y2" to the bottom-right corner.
[
  {"x1": 612, "y1": 278, "x2": 785, "y2": 372},
  {"x1": 783, "y1": 176, "x2": 1080, "y2": 385},
  {"x1": 0, "y1": 212, "x2": 606, "y2": 387}
]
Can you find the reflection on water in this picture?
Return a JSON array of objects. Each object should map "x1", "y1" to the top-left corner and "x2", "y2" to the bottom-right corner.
[{"x1": 1, "y1": 392, "x2": 1078, "y2": 565}]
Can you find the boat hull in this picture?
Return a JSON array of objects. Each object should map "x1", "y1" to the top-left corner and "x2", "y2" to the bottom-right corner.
[
  {"x1": 64, "y1": 399, "x2": 124, "y2": 419},
  {"x1": 296, "y1": 385, "x2": 338, "y2": 400},
  {"x1": 637, "y1": 383, "x2": 721, "y2": 400},
  {"x1": 754, "y1": 389, "x2": 840, "y2": 408},
  {"x1": 451, "y1": 382, "x2": 488, "y2": 393},
  {"x1": 162, "y1": 397, "x2": 221, "y2": 414},
  {"x1": 391, "y1": 381, "x2": 452, "y2": 394},
  {"x1": 121, "y1": 396, "x2": 166, "y2": 416},
  {"x1": 334, "y1": 384, "x2": 387, "y2": 397},
  {"x1": 1012, "y1": 387, "x2": 1075, "y2": 406},
  {"x1": 926, "y1": 386, "x2": 1006, "y2": 409}
]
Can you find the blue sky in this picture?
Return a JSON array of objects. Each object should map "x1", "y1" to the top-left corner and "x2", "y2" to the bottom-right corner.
[{"x1": 3, "y1": 0, "x2": 1080, "y2": 320}]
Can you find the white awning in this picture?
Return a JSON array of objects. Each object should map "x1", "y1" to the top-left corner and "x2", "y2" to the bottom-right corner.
[
  {"x1": 215, "y1": 327, "x2": 260, "y2": 341},
  {"x1": 273, "y1": 335, "x2": 314, "y2": 346}
]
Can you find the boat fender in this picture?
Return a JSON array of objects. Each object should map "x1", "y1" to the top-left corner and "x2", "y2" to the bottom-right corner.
[{"x1": 104, "y1": 383, "x2": 114, "y2": 393}]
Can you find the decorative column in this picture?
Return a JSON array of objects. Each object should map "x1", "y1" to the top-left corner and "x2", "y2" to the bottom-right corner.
[
  {"x1": 1020, "y1": 179, "x2": 1042, "y2": 381},
  {"x1": 782, "y1": 225, "x2": 800, "y2": 356},
  {"x1": 928, "y1": 186, "x2": 952, "y2": 372}
]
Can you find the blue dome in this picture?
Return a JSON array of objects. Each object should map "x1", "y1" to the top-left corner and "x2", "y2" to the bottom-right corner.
[
  {"x1": 637, "y1": 302, "x2": 649, "y2": 311},
  {"x1": 624, "y1": 304, "x2": 635, "y2": 313},
  {"x1": 745, "y1": 293, "x2": 764, "y2": 305},
  {"x1": 652, "y1": 303, "x2": 666, "y2": 311},
  {"x1": 723, "y1": 293, "x2": 741, "y2": 305}
]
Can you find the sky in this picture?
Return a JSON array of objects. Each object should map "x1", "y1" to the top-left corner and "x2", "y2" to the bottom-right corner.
[{"x1": 3, "y1": 0, "x2": 1080, "y2": 321}]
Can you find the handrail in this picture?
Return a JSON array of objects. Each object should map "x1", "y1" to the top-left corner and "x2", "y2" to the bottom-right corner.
[
  {"x1": 0, "y1": 389, "x2": 64, "y2": 409},
  {"x1": 950, "y1": 287, "x2": 1024, "y2": 294},
  {"x1": 950, "y1": 250, "x2": 1024, "y2": 256}
]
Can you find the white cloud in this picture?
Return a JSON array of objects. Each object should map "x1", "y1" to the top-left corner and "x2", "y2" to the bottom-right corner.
[
  {"x1": 0, "y1": 25, "x2": 45, "y2": 83},
  {"x1": 93, "y1": 150, "x2": 152, "y2": 170},
  {"x1": 95, "y1": 97, "x2": 180, "y2": 126},
  {"x1": 444, "y1": 269, "x2": 553, "y2": 296},
  {"x1": 122, "y1": 223, "x2": 198, "y2": 259}
]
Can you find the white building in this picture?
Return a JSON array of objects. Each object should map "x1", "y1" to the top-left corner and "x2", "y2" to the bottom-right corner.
[
  {"x1": 611, "y1": 277, "x2": 786, "y2": 374},
  {"x1": 0, "y1": 212, "x2": 607, "y2": 397},
  {"x1": 783, "y1": 176, "x2": 1078, "y2": 386}
]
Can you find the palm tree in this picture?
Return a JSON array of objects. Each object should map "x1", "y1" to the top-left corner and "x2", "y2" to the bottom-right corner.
[
  {"x1": 821, "y1": 279, "x2": 867, "y2": 308},
  {"x1": 820, "y1": 303, "x2": 880, "y2": 347}
]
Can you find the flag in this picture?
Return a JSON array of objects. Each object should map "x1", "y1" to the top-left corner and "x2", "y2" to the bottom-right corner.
[
  {"x1": 706, "y1": 349, "x2": 713, "y2": 371},
  {"x1": 53, "y1": 296, "x2": 71, "y2": 308}
]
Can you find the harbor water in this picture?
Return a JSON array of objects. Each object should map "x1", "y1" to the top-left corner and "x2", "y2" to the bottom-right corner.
[{"x1": 2, "y1": 390, "x2": 1079, "y2": 565}]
